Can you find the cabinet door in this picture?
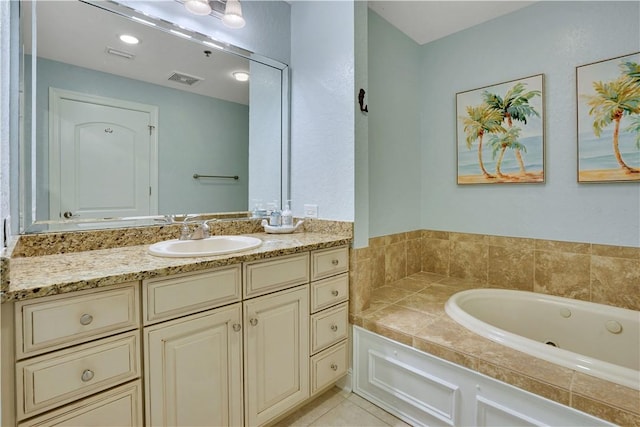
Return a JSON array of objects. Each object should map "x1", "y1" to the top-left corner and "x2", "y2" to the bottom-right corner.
[
  {"x1": 244, "y1": 285, "x2": 309, "y2": 427},
  {"x1": 145, "y1": 304, "x2": 243, "y2": 427}
]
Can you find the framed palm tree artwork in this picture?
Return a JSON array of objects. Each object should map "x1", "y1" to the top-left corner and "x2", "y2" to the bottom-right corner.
[
  {"x1": 577, "y1": 52, "x2": 640, "y2": 183},
  {"x1": 456, "y1": 74, "x2": 544, "y2": 185}
]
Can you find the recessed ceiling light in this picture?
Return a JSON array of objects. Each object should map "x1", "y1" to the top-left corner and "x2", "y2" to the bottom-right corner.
[
  {"x1": 119, "y1": 34, "x2": 139, "y2": 45},
  {"x1": 233, "y1": 71, "x2": 249, "y2": 82}
]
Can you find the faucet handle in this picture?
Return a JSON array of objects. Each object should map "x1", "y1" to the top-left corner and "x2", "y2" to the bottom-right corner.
[
  {"x1": 179, "y1": 222, "x2": 191, "y2": 240},
  {"x1": 199, "y1": 220, "x2": 211, "y2": 238}
]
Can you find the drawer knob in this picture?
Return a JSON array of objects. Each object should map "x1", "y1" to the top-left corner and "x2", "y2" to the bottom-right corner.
[
  {"x1": 249, "y1": 318, "x2": 258, "y2": 326},
  {"x1": 79, "y1": 314, "x2": 93, "y2": 326},
  {"x1": 330, "y1": 363, "x2": 338, "y2": 371},
  {"x1": 331, "y1": 259, "x2": 339, "y2": 266},
  {"x1": 232, "y1": 323, "x2": 242, "y2": 332},
  {"x1": 81, "y1": 369, "x2": 94, "y2": 382},
  {"x1": 330, "y1": 324, "x2": 338, "y2": 332},
  {"x1": 331, "y1": 290, "x2": 339, "y2": 297}
]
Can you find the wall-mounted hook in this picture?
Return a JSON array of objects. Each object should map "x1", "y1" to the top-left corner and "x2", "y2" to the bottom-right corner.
[{"x1": 358, "y1": 88, "x2": 368, "y2": 113}]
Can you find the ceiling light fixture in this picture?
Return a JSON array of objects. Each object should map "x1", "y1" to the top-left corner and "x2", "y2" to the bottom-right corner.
[
  {"x1": 184, "y1": 0, "x2": 212, "y2": 16},
  {"x1": 119, "y1": 34, "x2": 139, "y2": 45},
  {"x1": 233, "y1": 71, "x2": 249, "y2": 82},
  {"x1": 222, "y1": 0, "x2": 245, "y2": 29}
]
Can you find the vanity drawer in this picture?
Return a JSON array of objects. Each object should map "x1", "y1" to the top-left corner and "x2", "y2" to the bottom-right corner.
[
  {"x1": 18, "y1": 381, "x2": 143, "y2": 427},
  {"x1": 143, "y1": 266, "x2": 241, "y2": 325},
  {"x1": 16, "y1": 331, "x2": 140, "y2": 420},
  {"x1": 310, "y1": 273, "x2": 349, "y2": 313},
  {"x1": 16, "y1": 282, "x2": 139, "y2": 359},
  {"x1": 310, "y1": 341, "x2": 348, "y2": 395},
  {"x1": 244, "y1": 253, "x2": 309, "y2": 298},
  {"x1": 310, "y1": 302, "x2": 348, "y2": 354},
  {"x1": 311, "y1": 247, "x2": 349, "y2": 281}
]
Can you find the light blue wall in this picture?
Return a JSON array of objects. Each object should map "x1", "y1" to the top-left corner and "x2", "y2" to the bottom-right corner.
[
  {"x1": 33, "y1": 57, "x2": 249, "y2": 217},
  {"x1": 0, "y1": 0, "x2": 10, "y2": 243},
  {"x1": 353, "y1": 1, "x2": 369, "y2": 248},
  {"x1": 290, "y1": 1, "x2": 355, "y2": 221},
  {"x1": 420, "y1": 1, "x2": 640, "y2": 247},
  {"x1": 367, "y1": 9, "x2": 421, "y2": 238}
]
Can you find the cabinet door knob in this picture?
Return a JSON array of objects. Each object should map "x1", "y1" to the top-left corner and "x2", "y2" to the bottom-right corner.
[
  {"x1": 232, "y1": 323, "x2": 241, "y2": 332},
  {"x1": 81, "y1": 369, "x2": 94, "y2": 382},
  {"x1": 79, "y1": 314, "x2": 93, "y2": 326},
  {"x1": 330, "y1": 324, "x2": 338, "y2": 332},
  {"x1": 331, "y1": 290, "x2": 339, "y2": 297},
  {"x1": 249, "y1": 318, "x2": 258, "y2": 326},
  {"x1": 330, "y1": 363, "x2": 338, "y2": 371},
  {"x1": 331, "y1": 259, "x2": 339, "y2": 266}
]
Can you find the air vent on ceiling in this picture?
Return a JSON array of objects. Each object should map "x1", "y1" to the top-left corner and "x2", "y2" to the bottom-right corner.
[
  {"x1": 106, "y1": 47, "x2": 135, "y2": 60},
  {"x1": 168, "y1": 71, "x2": 204, "y2": 86}
]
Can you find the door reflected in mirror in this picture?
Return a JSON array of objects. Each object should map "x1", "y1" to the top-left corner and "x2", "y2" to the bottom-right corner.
[{"x1": 19, "y1": 0, "x2": 288, "y2": 233}]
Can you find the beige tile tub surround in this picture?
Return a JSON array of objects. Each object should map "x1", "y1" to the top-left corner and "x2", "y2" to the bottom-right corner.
[
  {"x1": 351, "y1": 275, "x2": 640, "y2": 426},
  {"x1": 350, "y1": 230, "x2": 639, "y2": 426},
  {"x1": 353, "y1": 229, "x2": 639, "y2": 312}
]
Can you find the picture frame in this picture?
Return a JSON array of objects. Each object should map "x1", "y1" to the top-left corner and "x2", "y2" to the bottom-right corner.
[
  {"x1": 576, "y1": 52, "x2": 640, "y2": 183},
  {"x1": 456, "y1": 74, "x2": 545, "y2": 185}
]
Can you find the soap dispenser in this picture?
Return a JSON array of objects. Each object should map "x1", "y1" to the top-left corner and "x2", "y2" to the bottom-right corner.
[
  {"x1": 269, "y1": 200, "x2": 281, "y2": 226},
  {"x1": 282, "y1": 200, "x2": 293, "y2": 227}
]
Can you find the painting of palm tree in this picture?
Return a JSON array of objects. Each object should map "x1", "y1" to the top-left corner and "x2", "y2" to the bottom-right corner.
[
  {"x1": 489, "y1": 126, "x2": 525, "y2": 177},
  {"x1": 577, "y1": 52, "x2": 640, "y2": 182},
  {"x1": 456, "y1": 75, "x2": 544, "y2": 184},
  {"x1": 461, "y1": 104, "x2": 505, "y2": 178}
]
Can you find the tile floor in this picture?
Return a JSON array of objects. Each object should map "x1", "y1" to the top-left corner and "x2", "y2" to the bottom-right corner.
[{"x1": 275, "y1": 387, "x2": 411, "y2": 427}]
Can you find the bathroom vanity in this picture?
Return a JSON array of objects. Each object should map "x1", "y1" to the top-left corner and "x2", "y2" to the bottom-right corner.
[{"x1": 1, "y1": 230, "x2": 351, "y2": 427}]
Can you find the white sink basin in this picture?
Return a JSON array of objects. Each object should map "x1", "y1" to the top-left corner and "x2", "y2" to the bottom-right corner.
[{"x1": 148, "y1": 236, "x2": 262, "y2": 257}]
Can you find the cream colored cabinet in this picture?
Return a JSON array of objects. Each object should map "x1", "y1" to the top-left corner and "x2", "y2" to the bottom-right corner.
[
  {"x1": 243, "y1": 285, "x2": 310, "y2": 427},
  {"x1": 18, "y1": 382, "x2": 143, "y2": 427},
  {"x1": 144, "y1": 304, "x2": 243, "y2": 427},
  {"x1": 142, "y1": 266, "x2": 241, "y2": 325},
  {"x1": 4, "y1": 245, "x2": 349, "y2": 427},
  {"x1": 142, "y1": 266, "x2": 243, "y2": 427},
  {"x1": 4, "y1": 282, "x2": 142, "y2": 426},
  {"x1": 308, "y1": 246, "x2": 350, "y2": 397}
]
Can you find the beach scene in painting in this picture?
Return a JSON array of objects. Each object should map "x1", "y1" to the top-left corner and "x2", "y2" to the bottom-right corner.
[
  {"x1": 577, "y1": 53, "x2": 640, "y2": 182},
  {"x1": 456, "y1": 75, "x2": 544, "y2": 184}
]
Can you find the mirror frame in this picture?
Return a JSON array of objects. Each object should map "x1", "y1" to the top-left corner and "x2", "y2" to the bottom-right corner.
[{"x1": 19, "y1": 0, "x2": 290, "y2": 234}]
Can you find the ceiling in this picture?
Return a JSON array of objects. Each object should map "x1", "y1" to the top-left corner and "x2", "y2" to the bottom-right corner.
[
  {"x1": 29, "y1": 1, "x2": 250, "y2": 104},
  {"x1": 368, "y1": 1, "x2": 536, "y2": 45}
]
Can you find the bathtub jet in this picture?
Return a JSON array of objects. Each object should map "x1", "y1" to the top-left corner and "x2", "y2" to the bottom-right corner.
[{"x1": 445, "y1": 289, "x2": 640, "y2": 390}]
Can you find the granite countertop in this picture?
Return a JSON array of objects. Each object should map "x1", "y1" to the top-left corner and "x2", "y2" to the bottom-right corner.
[
  {"x1": 351, "y1": 272, "x2": 640, "y2": 427},
  {"x1": 2, "y1": 232, "x2": 351, "y2": 303}
]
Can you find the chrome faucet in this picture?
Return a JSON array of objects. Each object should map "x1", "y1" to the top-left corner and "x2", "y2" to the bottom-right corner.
[{"x1": 179, "y1": 215, "x2": 215, "y2": 240}]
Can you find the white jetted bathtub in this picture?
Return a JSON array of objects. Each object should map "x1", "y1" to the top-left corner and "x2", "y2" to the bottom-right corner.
[{"x1": 445, "y1": 289, "x2": 640, "y2": 390}]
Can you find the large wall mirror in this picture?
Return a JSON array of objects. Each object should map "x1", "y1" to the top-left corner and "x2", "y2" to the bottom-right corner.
[{"x1": 19, "y1": 0, "x2": 289, "y2": 233}]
